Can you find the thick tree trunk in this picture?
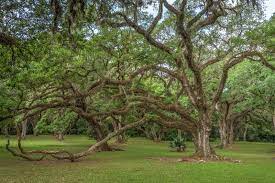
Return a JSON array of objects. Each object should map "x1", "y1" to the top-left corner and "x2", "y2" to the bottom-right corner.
[
  {"x1": 112, "y1": 121, "x2": 126, "y2": 143},
  {"x1": 219, "y1": 119, "x2": 228, "y2": 148},
  {"x1": 90, "y1": 119, "x2": 112, "y2": 151},
  {"x1": 193, "y1": 127, "x2": 214, "y2": 158},
  {"x1": 218, "y1": 102, "x2": 233, "y2": 148},
  {"x1": 21, "y1": 120, "x2": 28, "y2": 139},
  {"x1": 228, "y1": 121, "x2": 234, "y2": 146},
  {"x1": 193, "y1": 115, "x2": 216, "y2": 159},
  {"x1": 219, "y1": 118, "x2": 235, "y2": 148},
  {"x1": 94, "y1": 126, "x2": 111, "y2": 151}
]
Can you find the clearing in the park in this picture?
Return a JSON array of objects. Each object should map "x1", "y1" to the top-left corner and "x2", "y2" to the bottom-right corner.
[
  {"x1": 0, "y1": 0, "x2": 274, "y2": 183},
  {"x1": 0, "y1": 136, "x2": 275, "y2": 183}
]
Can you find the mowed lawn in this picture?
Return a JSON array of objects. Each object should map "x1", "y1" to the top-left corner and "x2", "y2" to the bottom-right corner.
[{"x1": 0, "y1": 135, "x2": 274, "y2": 183}]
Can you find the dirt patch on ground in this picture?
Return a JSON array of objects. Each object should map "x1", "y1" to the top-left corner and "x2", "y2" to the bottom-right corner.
[
  {"x1": 147, "y1": 156, "x2": 242, "y2": 163},
  {"x1": 147, "y1": 157, "x2": 181, "y2": 163}
]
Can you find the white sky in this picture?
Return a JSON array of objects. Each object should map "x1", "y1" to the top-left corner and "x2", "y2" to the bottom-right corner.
[
  {"x1": 165, "y1": 0, "x2": 275, "y2": 19},
  {"x1": 265, "y1": 0, "x2": 275, "y2": 19}
]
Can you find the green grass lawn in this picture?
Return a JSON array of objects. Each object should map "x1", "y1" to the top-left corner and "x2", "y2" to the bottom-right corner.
[{"x1": 0, "y1": 135, "x2": 274, "y2": 183}]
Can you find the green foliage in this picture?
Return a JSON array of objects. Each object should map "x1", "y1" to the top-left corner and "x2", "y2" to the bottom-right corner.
[
  {"x1": 169, "y1": 136, "x2": 186, "y2": 152},
  {"x1": 35, "y1": 109, "x2": 77, "y2": 135}
]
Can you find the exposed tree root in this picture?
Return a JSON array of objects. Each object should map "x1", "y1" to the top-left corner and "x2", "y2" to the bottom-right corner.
[
  {"x1": 179, "y1": 154, "x2": 241, "y2": 163},
  {"x1": 148, "y1": 155, "x2": 241, "y2": 163}
]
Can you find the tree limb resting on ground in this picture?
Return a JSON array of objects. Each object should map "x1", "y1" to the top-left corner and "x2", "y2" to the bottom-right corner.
[{"x1": 6, "y1": 117, "x2": 148, "y2": 162}]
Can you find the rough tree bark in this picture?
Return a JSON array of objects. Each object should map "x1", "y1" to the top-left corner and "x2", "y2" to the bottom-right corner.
[
  {"x1": 228, "y1": 121, "x2": 234, "y2": 145},
  {"x1": 21, "y1": 120, "x2": 28, "y2": 139},
  {"x1": 103, "y1": 0, "x2": 272, "y2": 159},
  {"x1": 218, "y1": 102, "x2": 233, "y2": 148},
  {"x1": 219, "y1": 118, "x2": 228, "y2": 148},
  {"x1": 192, "y1": 113, "x2": 216, "y2": 158},
  {"x1": 111, "y1": 116, "x2": 126, "y2": 143},
  {"x1": 218, "y1": 100, "x2": 252, "y2": 148},
  {"x1": 90, "y1": 118, "x2": 112, "y2": 151}
]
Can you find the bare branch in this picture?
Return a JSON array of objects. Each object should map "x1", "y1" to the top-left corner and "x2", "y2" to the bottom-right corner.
[
  {"x1": 147, "y1": 0, "x2": 163, "y2": 34},
  {"x1": 163, "y1": 0, "x2": 179, "y2": 15},
  {"x1": 117, "y1": 13, "x2": 173, "y2": 55}
]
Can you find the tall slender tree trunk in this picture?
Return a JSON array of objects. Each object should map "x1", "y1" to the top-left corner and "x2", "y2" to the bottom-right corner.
[
  {"x1": 151, "y1": 123, "x2": 159, "y2": 142},
  {"x1": 219, "y1": 102, "x2": 233, "y2": 148},
  {"x1": 228, "y1": 121, "x2": 234, "y2": 146},
  {"x1": 243, "y1": 124, "x2": 248, "y2": 141}
]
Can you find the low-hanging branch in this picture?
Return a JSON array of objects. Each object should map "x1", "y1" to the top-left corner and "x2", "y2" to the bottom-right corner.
[{"x1": 6, "y1": 117, "x2": 148, "y2": 162}]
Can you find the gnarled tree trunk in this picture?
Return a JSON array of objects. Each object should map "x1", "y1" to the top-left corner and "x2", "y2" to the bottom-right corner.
[
  {"x1": 90, "y1": 118, "x2": 112, "y2": 151},
  {"x1": 192, "y1": 113, "x2": 216, "y2": 159},
  {"x1": 193, "y1": 126, "x2": 215, "y2": 159},
  {"x1": 112, "y1": 116, "x2": 126, "y2": 144}
]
